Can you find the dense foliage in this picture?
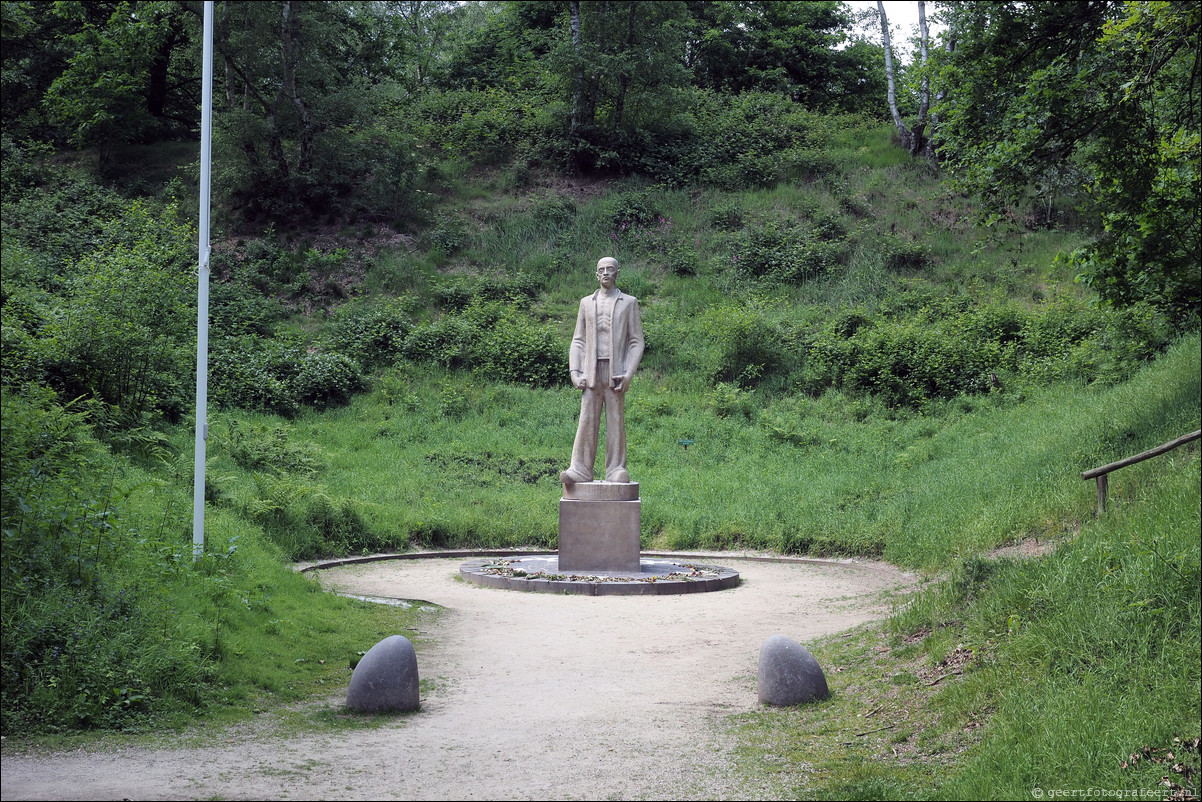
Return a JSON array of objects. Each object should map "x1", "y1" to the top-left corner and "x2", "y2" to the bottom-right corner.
[{"x1": 934, "y1": 1, "x2": 1201, "y2": 324}]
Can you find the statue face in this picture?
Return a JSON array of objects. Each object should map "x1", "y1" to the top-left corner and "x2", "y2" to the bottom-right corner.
[{"x1": 596, "y1": 259, "x2": 619, "y2": 289}]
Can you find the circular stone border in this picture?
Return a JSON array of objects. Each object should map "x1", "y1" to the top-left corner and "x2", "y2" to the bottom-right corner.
[{"x1": 458, "y1": 554, "x2": 740, "y2": 596}]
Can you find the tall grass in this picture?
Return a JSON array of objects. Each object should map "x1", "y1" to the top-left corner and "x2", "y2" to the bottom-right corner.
[
  {"x1": 891, "y1": 440, "x2": 1201, "y2": 798},
  {"x1": 198, "y1": 332, "x2": 1199, "y2": 572},
  {"x1": 727, "y1": 368, "x2": 1199, "y2": 797}
]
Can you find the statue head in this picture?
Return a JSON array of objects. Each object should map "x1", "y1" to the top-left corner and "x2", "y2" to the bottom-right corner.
[{"x1": 596, "y1": 256, "x2": 619, "y2": 290}]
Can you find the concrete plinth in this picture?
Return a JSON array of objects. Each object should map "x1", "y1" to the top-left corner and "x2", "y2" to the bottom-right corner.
[{"x1": 558, "y1": 482, "x2": 640, "y2": 573}]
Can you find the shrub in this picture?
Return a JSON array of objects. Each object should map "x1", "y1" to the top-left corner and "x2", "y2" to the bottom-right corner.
[
  {"x1": 839, "y1": 317, "x2": 1001, "y2": 407},
  {"x1": 35, "y1": 201, "x2": 196, "y2": 420},
  {"x1": 0, "y1": 172, "x2": 131, "y2": 272},
  {"x1": 665, "y1": 240, "x2": 699, "y2": 276},
  {"x1": 709, "y1": 382, "x2": 754, "y2": 419},
  {"x1": 412, "y1": 87, "x2": 526, "y2": 166},
  {"x1": 730, "y1": 220, "x2": 845, "y2": 285},
  {"x1": 801, "y1": 296, "x2": 1173, "y2": 408},
  {"x1": 427, "y1": 213, "x2": 468, "y2": 256},
  {"x1": 0, "y1": 388, "x2": 211, "y2": 733},
  {"x1": 402, "y1": 316, "x2": 477, "y2": 369},
  {"x1": 707, "y1": 198, "x2": 744, "y2": 231},
  {"x1": 209, "y1": 338, "x2": 364, "y2": 416},
  {"x1": 882, "y1": 236, "x2": 932, "y2": 272},
  {"x1": 225, "y1": 420, "x2": 326, "y2": 475},
  {"x1": 3, "y1": 579, "x2": 209, "y2": 732},
  {"x1": 327, "y1": 297, "x2": 414, "y2": 370},
  {"x1": 604, "y1": 189, "x2": 662, "y2": 233},
  {"x1": 292, "y1": 352, "x2": 365, "y2": 409},
  {"x1": 691, "y1": 303, "x2": 790, "y2": 388},
  {"x1": 209, "y1": 337, "x2": 299, "y2": 417},
  {"x1": 403, "y1": 300, "x2": 561, "y2": 388},
  {"x1": 477, "y1": 313, "x2": 561, "y2": 388}
]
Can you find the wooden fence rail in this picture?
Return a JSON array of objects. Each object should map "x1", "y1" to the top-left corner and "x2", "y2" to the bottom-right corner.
[{"x1": 1082, "y1": 429, "x2": 1201, "y2": 515}]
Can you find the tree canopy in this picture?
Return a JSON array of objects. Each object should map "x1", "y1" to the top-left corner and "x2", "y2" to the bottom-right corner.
[
  {"x1": 933, "y1": 0, "x2": 1200, "y2": 324},
  {"x1": 1, "y1": 0, "x2": 1197, "y2": 321}
]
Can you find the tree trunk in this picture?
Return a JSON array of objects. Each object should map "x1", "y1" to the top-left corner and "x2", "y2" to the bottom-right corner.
[
  {"x1": 570, "y1": 0, "x2": 582, "y2": 136},
  {"x1": 877, "y1": 1, "x2": 912, "y2": 150},
  {"x1": 911, "y1": 1, "x2": 931, "y2": 156},
  {"x1": 280, "y1": 1, "x2": 313, "y2": 173},
  {"x1": 221, "y1": 1, "x2": 235, "y2": 109},
  {"x1": 146, "y1": 23, "x2": 179, "y2": 121},
  {"x1": 878, "y1": 0, "x2": 935, "y2": 158},
  {"x1": 612, "y1": 4, "x2": 638, "y2": 125}
]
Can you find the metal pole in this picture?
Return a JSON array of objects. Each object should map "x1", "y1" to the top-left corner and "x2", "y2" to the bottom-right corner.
[{"x1": 193, "y1": 0, "x2": 214, "y2": 561}]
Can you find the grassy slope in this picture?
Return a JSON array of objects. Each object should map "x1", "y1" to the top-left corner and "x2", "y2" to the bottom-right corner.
[
  {"x1": 729, "y1": 335, "x2": 1201, "y2": 799},
  {"x1": 7, "y1": 123, "x2": 1198, "y2": 796},
  {"x1": 200, "y1": 121, "x2": 1196, "y2": 796}
]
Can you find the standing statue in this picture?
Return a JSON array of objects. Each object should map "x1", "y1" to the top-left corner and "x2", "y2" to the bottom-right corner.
[{"x1": 559, "y1": 257, "x2": 645, "y2": 486}]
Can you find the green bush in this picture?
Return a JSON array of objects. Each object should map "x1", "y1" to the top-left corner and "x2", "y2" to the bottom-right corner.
[
  {"x1": 882, "y1": 235, "x2": 932, "y2": 272},
  {"x1": 3, "y1": 580, "x2": 208, "y2": 732},
  {"x1": 604, "y1": 189, "x2": 663, "y2": 233},
  {"x1": 0, "y1": 172, "x2": 131, "y2": 274},
  {"x1": 730, "y1": 219, "x2": 846, "y2": 284},
  {"x1": 477, "y1": 313, "x2": 561, "y2": 388},
  {"x1": 238, "y1": 474, "x2": 384, "y2": 560},
  {"x1": 209, "y1": 338, "x2": 364, "y2": 416},
  {"x1": 402, "y1": 300, "x2": 561, "y2": 388},
  {"x1": 427, "y1": 213, "x2": 468, "y2": 256},
  {"x1": 402, "y1": 316, "x2": 476, "y2": 369},
  {"x1": 413, "y1": 88, "x2": 525, "y2": 166},
  {"x1": 326, "y1": 297, "x2": 414, "y2": 370},
  {"x1": 690, "y1": 303, "x2": 791, "y2": 388},
  {"x1": 0, "y1": 388, "x2": 211, "y2": 733},
  {"x1": 35, "y1": 201, "x2": 196, "y2": 420},
  {"x1": 209, "y1": 337, "x2": 298, "y2": 416},
  {"x1": 292, "y1": 352, "x2": 364, "y2": 409},
  {"x1": 840, "y1": 316, "x2": 1001, "y2": 407},
  {"x1": 706, "y1": 198, "x2": 744, "y2": 231},
  {"x1": 225, "y1": 419, "x2": 326, "y2": 475},
  {"x1": 802, "y1": 297, "x2": 1174, "y2": 408},
  {"x1": 209, "y1": 279, "x2": 290, "y2": 338}
]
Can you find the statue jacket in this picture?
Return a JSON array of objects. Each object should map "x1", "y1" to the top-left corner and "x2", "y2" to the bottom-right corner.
[{"x1": 569, "y1": 289, "x2": 645, "y2": 389}]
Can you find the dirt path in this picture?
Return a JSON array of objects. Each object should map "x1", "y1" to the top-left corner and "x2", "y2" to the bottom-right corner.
[{"x1": 1, "y1": 554, "x2": 918, "y2": 801}]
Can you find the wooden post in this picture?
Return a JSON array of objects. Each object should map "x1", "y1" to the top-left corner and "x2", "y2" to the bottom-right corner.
[{"x1": 1082, "y1": 430, "x2": 1200, "y2": 517}]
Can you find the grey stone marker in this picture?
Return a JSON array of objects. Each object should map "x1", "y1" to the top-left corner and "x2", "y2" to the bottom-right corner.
[
  {"x1": 346, "y1": 635, "x2": 419, "y2": 713},
  {"x1": 758, "y1": 635, "x2": 830, "y2": 706}
]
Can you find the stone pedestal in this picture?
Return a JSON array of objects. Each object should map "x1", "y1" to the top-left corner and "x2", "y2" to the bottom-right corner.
[{"x1": 558, "y1": 482, "x2": 641, "y2": 573}]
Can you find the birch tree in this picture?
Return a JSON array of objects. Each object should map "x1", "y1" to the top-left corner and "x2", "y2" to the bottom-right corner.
[{"x1": 877, "y1": 0, "x2": 933, "y2": 157}]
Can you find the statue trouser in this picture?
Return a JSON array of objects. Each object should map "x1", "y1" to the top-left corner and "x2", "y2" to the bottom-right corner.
[{"x1": 565, "y1": 359, "x2": 628, "y2": 483}]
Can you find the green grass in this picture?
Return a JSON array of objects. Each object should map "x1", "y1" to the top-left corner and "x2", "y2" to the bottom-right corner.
[
  {"x1": 4, "y1": 118, "x2": 1198, "y2": 802},
  {"x1": 727, "y1": 444, "x2": 1199, "y2": 799},
  {"x1": 194, "y1": 333, "x2": 1199, "y2": 571}
]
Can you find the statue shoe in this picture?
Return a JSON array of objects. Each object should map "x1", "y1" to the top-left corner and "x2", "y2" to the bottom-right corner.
[
  {"x1": 607, "y1": 468, "x2": 630, "y2": 483},
  {"x1": 559, "y1": 469, "x2": 591, "y2": 486}
]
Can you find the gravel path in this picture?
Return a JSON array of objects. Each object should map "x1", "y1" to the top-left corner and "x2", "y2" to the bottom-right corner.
[{"x1": 1, "y1": 554, "x2": 917, "y2": 801}]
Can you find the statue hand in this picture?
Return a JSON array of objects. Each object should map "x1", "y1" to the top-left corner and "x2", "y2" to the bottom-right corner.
[{"x1": 612, "y1": 375, "x2": 628, "y2": 392}]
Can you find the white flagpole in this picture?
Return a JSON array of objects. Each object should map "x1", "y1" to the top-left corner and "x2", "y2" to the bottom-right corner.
[{"x1": 193, "y1": 0, "x2": 214, "y2": 561}]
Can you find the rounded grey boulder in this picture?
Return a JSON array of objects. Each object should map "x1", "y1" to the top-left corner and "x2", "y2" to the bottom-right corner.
[
  {"x1": 346, "y1": 635, "x2": 420, "y2": 713},
  {"x1": 758, "y1": 635, "x2": 829, "y2": 706}
]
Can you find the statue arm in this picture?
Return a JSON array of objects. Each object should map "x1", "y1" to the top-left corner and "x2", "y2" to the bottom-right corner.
[
  {"x1": 625, "y1": 299, "x2": 645, "y2": 376},
  {"x1": 569, "y1": 299, "x2": 587, "y2": 386},
  {"x1": 613, "y1": 299, "x2": 644, "y2": 392}
]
